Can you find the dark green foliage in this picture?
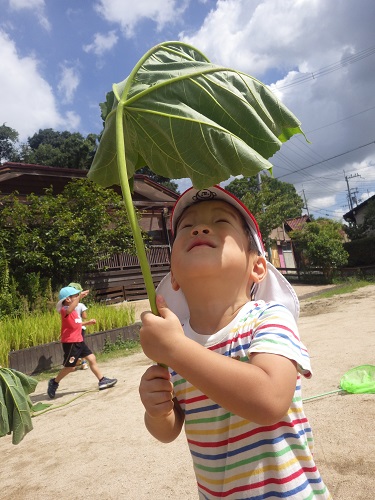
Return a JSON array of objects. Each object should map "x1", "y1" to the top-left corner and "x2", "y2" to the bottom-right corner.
[
  {"x1": 0, "y1": 123, "x2": 19, "y2": 163},
  {"x1": 290, "y1": 219, "x2": 349, "y2": 278},
  {"x1": 0, "y1": 178, "x2": 144, "y2": 295},
  {"x1": 0, "y1": 244, "x2": 13, "y2": 317},
  {"x1": 13, "y1": 129, "x2": 99, "y2": 170},
  {"x1": 343, "y1": 236, "x2": 375, "y2": 266},
  {"x1": 345, "y1": 199, "x2": 375, "y2": 241},
  {"x1": 226, "y1": 176, "x2": 304, "y2": 238}
]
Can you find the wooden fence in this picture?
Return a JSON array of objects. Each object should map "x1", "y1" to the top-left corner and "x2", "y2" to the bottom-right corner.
[
  {"x1": 86, "y1": 245, "x2": 171, "y2": 303},
  {"x1": 96, "y1": 245, "x2": 170, "y2": 271},
  {"x1": 276, "y1": 267, "x2": 326, "y2": 283},
  {"x1": 277, "y1": 265, "x2": 375, "y2": 282}
]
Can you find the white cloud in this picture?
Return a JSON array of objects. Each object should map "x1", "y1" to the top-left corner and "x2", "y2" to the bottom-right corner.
[
  {"x1": 64, "y1": 110, "x2": 81, "y2": 131},
  {"x1": 83, "y1": 30, "x2": 119, "y2": 56},
  {"x1": 94, "y1": 0, "x2": 189, "y2": 37},
  {"x1": 359, "y1": 191, "x2": 375, "y2": 203},
  {"x1": 0, "y1": 31, "x2": 79, "y2": 141},
  {"x1": 58, "y1": 64, "x2": 80, "y2": 104},
  {"x1": 179, "y1": 0, "x2": 358, "y2": 75},
  {"x1": 8, "y1": 0, "x2": 51, "y2": 31}
]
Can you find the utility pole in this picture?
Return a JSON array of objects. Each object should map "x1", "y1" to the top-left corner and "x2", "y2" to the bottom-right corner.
[
  {"x1": 302, "y1": 189, "x2": 310, "y2": 217},
  {"x1": 344, "y1": 171, "x2": 361, "y2": 211}
]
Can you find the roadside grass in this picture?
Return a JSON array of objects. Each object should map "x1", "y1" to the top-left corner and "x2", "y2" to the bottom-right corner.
[
  {"x1": 0, "y1": 303, "x2": 135, "y2": 368},
  {"x1": 306, "y1": 278, "x2": 374, "y2": 300}
]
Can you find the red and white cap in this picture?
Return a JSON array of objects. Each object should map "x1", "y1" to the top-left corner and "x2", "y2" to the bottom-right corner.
[{"x1": 157, "y1": 186, "x2": 300, "y2": 321}]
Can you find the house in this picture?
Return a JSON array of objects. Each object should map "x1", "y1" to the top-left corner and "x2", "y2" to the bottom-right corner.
[
  {"x1": 0, "y1": 162, "x2": 179, "y2": 245},
  {"x1": 343, "y1": 194, "x2": 375, "y2": 229},
  {"x1": 269, "y1": 215, "x2": 311, "y2": 269},
  {"x1": 0, "y1": 162, "x2": 181, "y2": 301}
]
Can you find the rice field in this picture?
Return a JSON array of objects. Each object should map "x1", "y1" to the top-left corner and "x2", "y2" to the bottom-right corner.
[{"x1": 0, "y1": 303, "x2": 135, "y2": 368}]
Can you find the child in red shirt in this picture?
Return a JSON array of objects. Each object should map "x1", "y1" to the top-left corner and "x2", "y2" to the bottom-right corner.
[{"x1": 47, "y1": 286, "x2": 117, "y2": 398}]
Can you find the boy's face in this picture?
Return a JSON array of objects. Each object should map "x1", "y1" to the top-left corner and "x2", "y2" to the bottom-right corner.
[
  {"x1": 171, "y1": 200, "x2": 258, "y2": 287},
  {"x1": 64, "y1": 293, "x2": 79, "y2": 304}
]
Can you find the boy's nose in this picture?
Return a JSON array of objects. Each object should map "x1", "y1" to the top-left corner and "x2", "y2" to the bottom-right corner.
[{"x1": 192, "y1": 225, "x2": 210, "y2": 235}]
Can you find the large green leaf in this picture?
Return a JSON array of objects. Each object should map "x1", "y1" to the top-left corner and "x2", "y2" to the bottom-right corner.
[
  {"x1": 88, "y1": 41, "x2": 304, "y2": 189},
  {"x1": 0, "y1": 368, "x2": 38, "y2": 445}
]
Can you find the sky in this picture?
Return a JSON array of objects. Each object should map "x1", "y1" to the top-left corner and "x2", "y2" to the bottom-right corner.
[{"x1": 1, "y1": 0, "x2": 375, "y2": 222}]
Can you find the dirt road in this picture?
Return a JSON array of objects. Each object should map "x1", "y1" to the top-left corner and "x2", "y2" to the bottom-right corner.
[{"x1": 1, "y1": 284, "x2": 374, "y2": 499}]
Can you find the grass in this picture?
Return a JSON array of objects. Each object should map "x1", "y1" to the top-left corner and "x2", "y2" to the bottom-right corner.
[
  {"x1": 306, "y1": 278, "x2": 374, "y2": 300},
  {"x1": 0, "y1": 302, "x2": 136, "y2": 368}
]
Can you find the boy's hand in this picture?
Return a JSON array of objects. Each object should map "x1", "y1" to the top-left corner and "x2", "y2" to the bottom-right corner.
[
  {"x1": 140, "y1": 295, "x2": 185, "y2": 365},
  {"x1": 139, "y1": 364, "x2": 174, "y2": 418},
  {"x1": 80, "y1": 290, "x2": 90, "y2": 298}
]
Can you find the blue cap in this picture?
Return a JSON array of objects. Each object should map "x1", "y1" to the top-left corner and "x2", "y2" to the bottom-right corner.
[{"x1": 56, "y1": 286, "x2": 81, "y2": 312}]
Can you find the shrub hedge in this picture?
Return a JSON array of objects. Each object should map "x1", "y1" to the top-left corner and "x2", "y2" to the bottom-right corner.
[{"x1": 343, "y1": 236, "x2": 375, "y2": 267}]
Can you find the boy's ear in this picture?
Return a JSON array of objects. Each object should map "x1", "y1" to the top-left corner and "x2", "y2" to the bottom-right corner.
[
  {"x1": 170, "y1": 270, "x2": 180, "y2": 291},
  {"x1": 249, "y1": 255, "x2": 267, "y2": 284}
]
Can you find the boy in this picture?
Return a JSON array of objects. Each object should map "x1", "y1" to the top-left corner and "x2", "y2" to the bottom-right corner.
[
  {"x1": 48, "y1": 286, "x2": 117, "y2": 398},
  {"x1": 139, "y1": 186, "x2": 331, "y2": 499},
  {"x1": 68, "y1": 282, "x2": 90, "y2": 369}
]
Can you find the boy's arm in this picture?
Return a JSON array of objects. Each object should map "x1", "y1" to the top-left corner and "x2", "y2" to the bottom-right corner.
[
  {"x1": 140, "y1": 296, "x2": 297, "y2": 426},
  {"x1": 139, "y1": 364, "x2": 184, "y2": 443},
  {"x1": 65, "y1": 290, "x2": 90, "y2": 315},
  {"x1": 81, "y1": 319, "x2": 96, "y2": 327},
  {"x1": 65, "y1": 294, "x2": 80, "y2": 314},
  {"x1": 80, "y1": 306, "x2": 96, "y2": 326}
]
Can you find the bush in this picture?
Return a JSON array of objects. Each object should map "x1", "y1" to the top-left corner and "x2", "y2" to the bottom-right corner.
[{"x1": 343, "y1": 236, "x2": 375, "y2": 267}]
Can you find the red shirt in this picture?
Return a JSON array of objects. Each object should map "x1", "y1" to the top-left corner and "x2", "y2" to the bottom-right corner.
[{"x1": 60, "y1": 307, "x2": 83, "y2": 343}]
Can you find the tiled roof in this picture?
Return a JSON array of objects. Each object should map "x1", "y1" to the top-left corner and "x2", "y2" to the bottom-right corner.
[{"x1": 285, "y1": 215, "x2": 310, "y2": 231}]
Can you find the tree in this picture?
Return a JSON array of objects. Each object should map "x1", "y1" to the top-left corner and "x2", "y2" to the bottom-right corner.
[
  {"x1": 0, "y1": 179, "x2": 145, "y2": 291},
  {"x1": 363, "y1": 199, "x2": 375, "y2": 232},
  {"x1": 289, "y1": 219, "x2": 348, "y2": 278},
  {"x1": 16, "y1": 129, "x2": 99, "y2": 169},
  {"x1": 0, "y1": 123, "x2": 19, "y2": 163},
  {"x1": 226, "y1": 176, "x2": 304, "y2": 239},
  {"x1": 345, "y1": 198, "x2": 375, "y2": 241}
]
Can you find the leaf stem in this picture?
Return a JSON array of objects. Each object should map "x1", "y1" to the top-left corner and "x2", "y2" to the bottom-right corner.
[{"x1": 115, "y1": 102, "x2": 158, "y2": 315}]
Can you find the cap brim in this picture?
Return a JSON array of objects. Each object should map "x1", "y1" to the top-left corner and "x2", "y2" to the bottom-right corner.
[
  {"x1": 156, "y1": 273, "x2": 190, "y2": 323},
  {"x1": 254, "y1": 262, "x2": 299, "y2": 320},
  {"x1": 56, "y1": 299, "x2": 65, "y2": 312},
  {"x1": 156, "y1": 263, "x2": 299, "y2": 323}
]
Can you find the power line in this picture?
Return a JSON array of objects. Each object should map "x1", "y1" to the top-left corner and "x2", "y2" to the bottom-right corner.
[
  {"x1": 304, "y1": 105, "x2": 375, "y2": 134},
  {"x1": 275, "y1": 45, "x2": 375, "y2": 90},
  {"x1": 276, "y1": 140, "x2": 375, "y2": 180}
]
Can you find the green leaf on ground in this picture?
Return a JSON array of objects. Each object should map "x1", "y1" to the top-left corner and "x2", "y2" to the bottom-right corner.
[{"x1": 0, "y1": 368, "x2": 38, "y2": 444}]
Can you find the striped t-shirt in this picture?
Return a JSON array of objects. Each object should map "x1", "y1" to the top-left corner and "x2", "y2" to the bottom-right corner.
[{"x1": 170, "y1": 301, "x2": 331, "y2": 499}]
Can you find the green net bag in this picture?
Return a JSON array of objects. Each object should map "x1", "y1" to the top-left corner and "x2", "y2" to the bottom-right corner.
[{"x1": 340, "y1": 365, "x2": 375, "y2": 394}]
